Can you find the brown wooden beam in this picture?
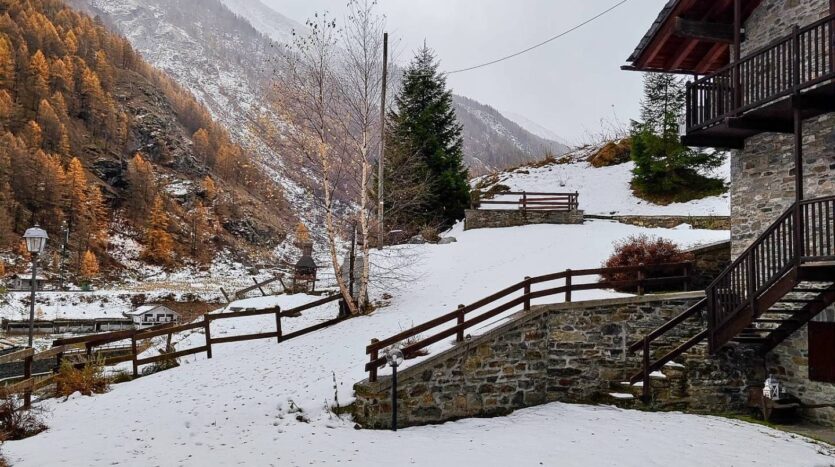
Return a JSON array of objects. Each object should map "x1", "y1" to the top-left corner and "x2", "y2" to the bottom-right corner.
[
  {"x1": 638, "y1": 0, "x2": 698, "y2": 67},
  {"x1": 695, "y1": 42, "x2": 728, "y2": 73},
  {"x1": 792, "y1": 94, "x2": 835, "y2": 113},
  {"x1": 674, "y1": 17, "x2": 737, "y2": 44},
  {"x1": 726, "y1": 116, "x2": 794, "y2": 133},
  {"x1": 681, "y1": 133, "x2": 745, "y2": 149},
  {"x1": 666, "y1": 0, "x2": 736, "y2": 71}
]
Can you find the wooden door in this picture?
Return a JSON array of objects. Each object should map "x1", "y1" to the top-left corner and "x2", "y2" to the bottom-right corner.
[{"x1": 809, "y1": 321, "x2": 835, "y2": 383}]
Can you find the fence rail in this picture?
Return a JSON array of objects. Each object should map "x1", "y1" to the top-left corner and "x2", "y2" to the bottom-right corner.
[
  {"x1": 0, "y1": 294, "x2": 346, "y2": 406},
  {"x1": 364, "y1": 262, "x2": 693, "y2": 382},
  {"x1": 706, "y1": 195, "x2": 835, "y2": 350},
  {"x1": 474, "y1": 191, "x2": 580, "y2": 212},
  {"x1": 687, "y1": 14, "x2": 835, "y2": 132}
]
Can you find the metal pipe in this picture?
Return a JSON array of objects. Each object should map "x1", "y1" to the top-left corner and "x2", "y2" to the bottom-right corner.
[{"x1": 28, "y1": 253, "x2": 37, "y2": 348}]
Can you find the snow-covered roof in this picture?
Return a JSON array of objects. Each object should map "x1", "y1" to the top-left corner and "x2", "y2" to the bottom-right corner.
[
  {"x1": 11, "y1": 272, "x2": 49, "y2": 281},
  {"x1": 124, "y1": 304, "x2": 177, "y2": 317}
]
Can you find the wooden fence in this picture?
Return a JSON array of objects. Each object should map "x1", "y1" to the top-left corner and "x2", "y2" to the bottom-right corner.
[
  {"x1": 364, "y1": 262, "x2": 692, "y2": 382},
  {"x1": 474, "y1": 191, "x2": 580, "y2": 212},
  {"x1": 0, "y1": 294, "x2": 345, "y2": 406}
]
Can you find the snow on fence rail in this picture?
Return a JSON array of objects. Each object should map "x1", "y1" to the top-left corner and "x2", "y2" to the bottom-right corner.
[
  {"x1": 0, "y1": 294, "x2": 348, "y2": 401},
  {"x1": 364, "y1": 262, "x2": 693, "y2": 382},
  {"x1": 473, "y1": 191, "x2": 580, "y2": 212}
]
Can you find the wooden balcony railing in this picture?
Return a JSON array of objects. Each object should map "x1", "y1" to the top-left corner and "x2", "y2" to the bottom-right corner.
[
  {"x1": 706, "y1": 196, "x2": 835, "y2": 351},
  {"x1": 686, "y1": 14, "x2": 835, "y2": 132}
]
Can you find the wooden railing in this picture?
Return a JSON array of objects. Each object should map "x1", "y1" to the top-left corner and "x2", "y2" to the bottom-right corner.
[
  {"x1": 364, "y1": 262, "x2": 693, "y2": 382},
  {"x1": 475, "y1": 191, "x2": 580, "y2": 212},
  {"x1": 0, "y1": 294, "x2": 346, "y2": 403},
  {"x1": 687, "y1": 14, "x2": 835, "y2": 132},
  {"x1": 706, "y1": 195, "x2": 835, "y2": 351}
]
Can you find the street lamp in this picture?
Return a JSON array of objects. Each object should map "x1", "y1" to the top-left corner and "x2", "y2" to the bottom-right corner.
[
  {"x1": 385, "y1": 348, "x2": 404, "y2": 431},
  {"x1": 23, "y1": 225, "x2": 48, "y2": 348}
]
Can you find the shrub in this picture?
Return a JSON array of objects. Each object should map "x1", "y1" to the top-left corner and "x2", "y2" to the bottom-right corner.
[
  {"x1": 419, "y1": 225, "x2": 440, "y2": 243},
  {"x1": 601, "y1": 235, "x2": 693, "y2": 292},
  {"x1": 54, "y1": 357, "x2": 109, "y2": 398},
  {"x1": 0, "y1": 396, "x2": 46, "y2": 441}
]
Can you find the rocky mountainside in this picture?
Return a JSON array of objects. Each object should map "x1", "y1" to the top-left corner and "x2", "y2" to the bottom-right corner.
[
  {"x1": 453, "y1": 96, "x2": 569, "y2": 174},
  {"x1": 73, "y1": 0, "x2": 566, "y2": 179}
]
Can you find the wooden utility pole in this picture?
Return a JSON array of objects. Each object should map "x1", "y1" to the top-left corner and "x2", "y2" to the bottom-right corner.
[{"x1": 377, "y1": 32, "x2": 388, "y2": 249}]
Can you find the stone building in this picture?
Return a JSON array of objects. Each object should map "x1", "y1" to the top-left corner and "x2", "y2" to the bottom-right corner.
[{"x1": 625, "y1": 0, "x2": 835, "y2": 424}]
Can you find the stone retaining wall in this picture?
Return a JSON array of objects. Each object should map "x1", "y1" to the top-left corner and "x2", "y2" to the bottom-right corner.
[
  {"x1": 585, "y1": 215, "x2": 730, "y2": 230},
  {"x1": 464, "y1": 209, "x2": 584, "y2": 230},
  {"x1": 353, "y1": 293, "x2": 763, "y2": 429},
  {"x1": 684, "y1": 240, "x2": 732, "y2": 289}
]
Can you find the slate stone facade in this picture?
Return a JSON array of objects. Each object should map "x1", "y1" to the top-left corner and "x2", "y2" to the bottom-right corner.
[
  {"x1": 464, "y1": 209, "x2": 584, "y2": 230},
  {"x1": 353, "y1": 294, "x2": 763, "y2": 429}
]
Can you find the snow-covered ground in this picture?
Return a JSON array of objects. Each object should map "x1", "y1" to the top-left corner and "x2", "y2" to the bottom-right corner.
[
  {"x1": 478, "y1": 156, "x2": 731, "y2": 216},
  {"x1": 12, "y1": 221, "x2": 830, "y2": 466}
]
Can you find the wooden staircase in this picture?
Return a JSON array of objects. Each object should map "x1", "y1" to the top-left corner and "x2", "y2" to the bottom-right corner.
[{"x1": 629, "y1": 196, "x2": 835, "y2": 401}]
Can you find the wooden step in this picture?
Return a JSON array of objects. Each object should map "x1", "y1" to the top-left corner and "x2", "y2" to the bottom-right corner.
[
  {"x1": 732, "y1": 336, "x2": 768, "y2": 344},
  {"x1": 754, "y1": 318, "x2": 801, "y2": 324},
  {"x1": 775, "y1": 298, "x2": 823, "y2": 304}
]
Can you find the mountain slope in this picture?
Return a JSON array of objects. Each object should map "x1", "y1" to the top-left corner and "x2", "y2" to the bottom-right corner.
[
  {"x1": 503, "y1": 111, "x2": 571, "y2": 147},
  {"x1": 0, "y1": 0, "x2": 289, "y2": 278},
  {"x1": 453, "y1": 95, "x2": 569, "y2": 175}
]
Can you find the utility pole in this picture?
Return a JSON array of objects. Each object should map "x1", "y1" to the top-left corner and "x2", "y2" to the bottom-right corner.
[{"x1": 377, "y1": 32, "x2": 388, "y2": 250}]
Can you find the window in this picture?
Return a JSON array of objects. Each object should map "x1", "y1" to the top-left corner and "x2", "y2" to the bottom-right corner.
[{"x1": 809, "y1": 309, "x2": 835, "y2": 383}]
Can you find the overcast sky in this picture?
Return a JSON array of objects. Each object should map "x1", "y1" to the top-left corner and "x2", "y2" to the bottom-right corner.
[{"x1": 262, "y1": 0, "x2": 668, "y2": 145}]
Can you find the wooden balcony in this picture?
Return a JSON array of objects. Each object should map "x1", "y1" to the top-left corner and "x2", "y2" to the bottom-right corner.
[{"x1": 683, "y1": 14, "x2": 835, "y2": 149}]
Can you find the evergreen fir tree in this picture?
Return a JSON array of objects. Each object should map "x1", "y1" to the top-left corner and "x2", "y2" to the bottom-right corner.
[
  {"x1": 385, "y1": 44, "x2": 470, "y2": 229},
  {"x1": 630, "y1": 73, "x2": 725, "y2": 200}
]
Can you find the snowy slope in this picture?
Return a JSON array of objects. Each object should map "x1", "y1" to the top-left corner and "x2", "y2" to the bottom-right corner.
[
  {"x1": 6, "y1": 223, "x2": 834, "y2": 465},
  {"x1": 219, "y1": 0, "x2": 302, "y2": 44},
  {"x1": 477, "y1": 148, "x2": 731, "y2": 216},
  {"x1": 504, "y1": 111, "x2": 572, "y2": 147}
]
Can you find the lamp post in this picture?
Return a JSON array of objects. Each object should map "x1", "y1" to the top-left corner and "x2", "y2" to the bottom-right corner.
[
  {"x1": 23, "y1": 225, "x2": 48, "y2": 348},
  {"x1": 385, "y1": 348, "x2": 404, "y2": 431}
]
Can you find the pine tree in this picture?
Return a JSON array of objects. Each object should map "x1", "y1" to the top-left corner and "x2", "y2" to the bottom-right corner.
[
  {"x1": 201, "y1": 175, "x2": 217, "y2": 202},
  {"x1": 142, "y1": 195, "x2": 174, "y2": 265},
  {"x1": 36, "y1": 99, "x2": 63, "y2": 152},
  {"x1": 65, "y1": 157, "x2": 88, "y2": 231},
  {"x1": 79, "y1": 250, "x2": 99, "y2": 279},
  {"x1": 630, "y1": 73, "x2": 725, "y2": 200},
  {"x1": 126, "y1": 152, "x2": 155, "y2": 218},
  {"x1": 192, "y1": 128, "x2": 212, "y2": 165},
  {"x1": 385, "y1": 45, "x2": 470, "y2": 229},
  {"x1": 0, "y1": 90, "x2": 14, "y2": 127},
  {"x1": 0, "y1": 260, "x2": 5, "y2": 277},
  {"x1": 295, "y1": 222, "x2": 310, "y2": 246},
  {"x1": 86, "y1": 185, "x2": 108, "y2": 247},
  {"x1": 29, "y1": 50, "x2": 50, "y2": 109},
  {"x1": 0, "y1": 34, "x2": 15, "y2": 90}
]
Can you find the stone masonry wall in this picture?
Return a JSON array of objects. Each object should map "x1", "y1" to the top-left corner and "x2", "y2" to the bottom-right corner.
[
  {"x1": 353, "y1": 293, "x2": 763, "y2": 429},
  {"x1": 464, "y1": 209, "x2": 584, "y2": 230},
  {"x1": 585, "y1": 215, "x2": 730, "y2": 230},
  {"x1": 684, "y1": 240, "x2": 732, "y2": 290},
  {"x1": 735, "y1": 0, "x2": 835, "y2": 427}
]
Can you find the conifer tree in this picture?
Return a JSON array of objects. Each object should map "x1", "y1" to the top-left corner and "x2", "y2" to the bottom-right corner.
[
  {"x1": 126, "y1": 152, "x2": 156, "y2": 218},
  {"x1": 201, "y1": 175, "x2": 217, "y2": 202},
  {"x1": 0, "y1": 35, "x2": 15, "y2": 90},
  {"x1": 0, "y1": 260, "x2": 5, "y2": 278},
  {"x1": 385, "y1": 45, "x2": 469, "y2": 229},
  {"x1": 192, "y1": 128, "x2": 212, "y2": 165},
  {"x1": 29, "y1": 50, "x2": 49, "y2": 109},
  {"x1": 630, "y1": 73, "x2": 725, "y2": 200},
  {"x1": 79, "y1": 250, "x2": 99, "y2": 280},
  {"x1": 142, "y1": 195, "x2": 174, "y2": 265}
]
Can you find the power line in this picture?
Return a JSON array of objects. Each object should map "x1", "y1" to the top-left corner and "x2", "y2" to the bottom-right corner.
[{"x1": 446, "y1": 0, "x2": 630, "y2": 75}]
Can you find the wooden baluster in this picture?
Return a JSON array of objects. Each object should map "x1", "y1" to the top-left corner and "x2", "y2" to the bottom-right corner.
[
  {"x1": 23, "y1": 354, "x2": 32, "y2": 409},
  {"x1": 204, "y1": 314, "x2": 212, "y2": 359},
  {"x1": 369, "y1": 338, "x2": 379, "y2": 383},
  {"x1": 523, "y1": 277, "x2": 531, "y2": 311},
  {"x1": 456, "y1": 305, "x2": 465, "y2": 343},
  {"x1": 565, "y1": 269, "x2": 573, "y2": 303},
  {"x1": 275, "y1": 308, "x2": 283, "y2": 343},
  {"x1": 521, "y1": 192, "x2": 527, "y2": 213},
  {"x1": 641, "y1": 339, "x2": 651, "y2": 404},
  {"x1": 131, "y1": 334, "x2": 139, "y2": 378},
  {"x1": 682, "y1": 263, "x2": 690, "y2": 292}
]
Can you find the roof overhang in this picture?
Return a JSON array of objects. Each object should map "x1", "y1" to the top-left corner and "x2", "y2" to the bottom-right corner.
[{"x1": 624, "y1": 0, "x2": 763, "y2": 75}]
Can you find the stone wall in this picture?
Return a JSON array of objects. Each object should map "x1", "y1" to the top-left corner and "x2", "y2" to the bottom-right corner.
[
  {"x1": 464, "y1": 209, "x2": 584, "y2": 230},
  {"x1": 742, "y1": 0, "x2": 831, "y2": 57},
  {"x1": 585, "y1": 215, "x2": 730, "y2": 230},
  {"x1": 767, "y1": 318, "x2": 835, "y2": 426},
  {"x1": 684, "y1": 240, "x2": 732, "y2": 289},
  {"x1": 353, "y1": 293, "x2": 764, "y2": 429}
]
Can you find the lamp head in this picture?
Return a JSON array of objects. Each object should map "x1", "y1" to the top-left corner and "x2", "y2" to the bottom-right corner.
[{"x1": 23, "y1": 225, "x2": 48, "y2": 254}]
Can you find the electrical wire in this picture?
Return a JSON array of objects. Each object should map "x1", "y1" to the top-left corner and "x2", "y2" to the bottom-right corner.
[{"x1": 445, "y1": 0, "x2": 630, "y2": 75}]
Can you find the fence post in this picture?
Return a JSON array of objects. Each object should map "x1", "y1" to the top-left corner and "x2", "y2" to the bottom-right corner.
[
  {"x1": 522, "y1": 192, "x2": 527, "y2": 213},
  {"x1": 457, "y1": 305, "x2": 465, "y2": 342},
  {"x1": 369, "y1": 338, "x2": 380, "y2": 383},
  {"x1": 641, "y1": 338, "x2": 651, "y2": 404},
  {"x1": 637, "y1": 263, "x2": 645, "y2": 296},
  {"x1": 131, "y1": 334, "x2": 139, "y2": 378},
  {"x1": 204, "y1": 314, "x2": 213, "y2": 359},
  {"x1": 523, "y1": 277, "x2": 531, "y2": 311},
  {"x1": 565, "y1": 269, "x2": 572, "y2": 302},
  {"x1": 682, "y1": 263, "x2": 690, "y2": 292},
  {"x1": 23, "y1": 354, "x2": 32, "y2": 409},
  {"x1": 275, "y1": 309, "x2": 283, "y2": 343}
]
